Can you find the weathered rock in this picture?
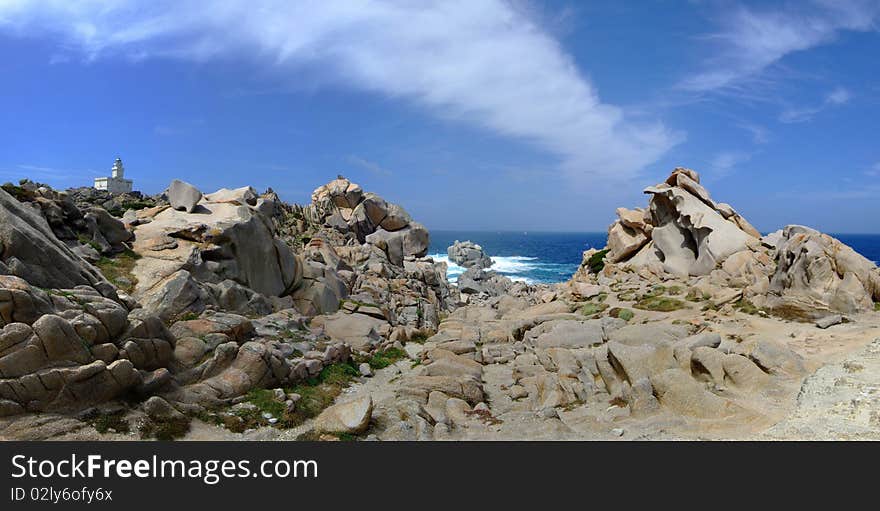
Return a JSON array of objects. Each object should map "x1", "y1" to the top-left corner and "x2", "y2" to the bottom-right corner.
[
  {"x1": 447, "y1": 240, "x2": 493, "y2": 269},
  {"x1": 313, "y1": 395, "x2": 373, "y2": 434},
  {"x1": 167, "y1": 179, "x2": 202, "y2": 213},
  {"x1": 0, "y1": 187, "x2": 106, "y2": 289},
  {"x1": 143, "y1": 396, "x2": 185, "y2": 421},
  {"x1": 762, "y1": 225, "x2": 880, "y2": 319}
]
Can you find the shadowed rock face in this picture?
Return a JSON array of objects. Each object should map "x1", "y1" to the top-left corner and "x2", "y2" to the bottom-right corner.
[
  {"x1": 760, "y1": 225, "x2": 880, "y2": 319},
  {"x1": 306, "y1": 176, "x2": 429, "y2": 262},
  {"x1": 448, "y1": 240, "x2": 493, "y2": 269},
  {"x1": 130, "y1": 184, "x2": 304, "y2": 320},
  {"x1": 0, "y1": 187, "x2": 108, "y2": 290},
  {"x1": 602, "y1": 168, "x2": 760, "y2": 277}
]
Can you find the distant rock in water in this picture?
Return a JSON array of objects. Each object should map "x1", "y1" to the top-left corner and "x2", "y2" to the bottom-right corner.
[{"x1": 447, "y1": 240, "x2": 493, "y2": 269}]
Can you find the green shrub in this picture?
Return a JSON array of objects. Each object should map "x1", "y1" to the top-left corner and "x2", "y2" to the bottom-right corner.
[
  {"x1": 586, "y1": 249, "x2": 610, "y2": 273},
  {"x1": 634, "y1": 296, "x2": 687, "y2": 312},
  {"x1": 608, "y1": 307, "x2": 634, "y2": 321},
  {"x1": 734, "y1": 298, "x2": 760, "y2": 315},
  {"x1": 581, "y1": 302, "x2": 609, "y2": 316},
  {"x1": 94, "y1": 249, "x2": 141, "y2": 294},
  {"x1": 367, "y1": 348, "x2": 407, "y2": 370}
]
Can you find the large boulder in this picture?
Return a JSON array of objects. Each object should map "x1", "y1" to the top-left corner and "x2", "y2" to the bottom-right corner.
[
  {"x1": 167, "y1": 179, "x2": 202, "y2": 213},
  {"x1": 313, "y1": 395, "x2": 373, "y2": 434},
  {"x1": 130, "y1": 187, "x2": 303, "y2": 318},
  {"x1": 0, "y1": 187, "x2": 106, "y2": 289},
  {"x1": 447, "y1": 240, "x2": 493, "y2": 269},
  {"x1": 305, "y1": 177, "x2": 428, "y2": 266},
  {"x1": 760, "y1": 225, "x2": 880, "y2": 319},
  {"x1": 365, "y1": 223, "x2": 429, "y2": 266}
]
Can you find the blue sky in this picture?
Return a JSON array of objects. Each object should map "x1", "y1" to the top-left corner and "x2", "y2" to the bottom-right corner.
[{"x1": 1, "y1": 0, "x2": 879, "y2": 233}]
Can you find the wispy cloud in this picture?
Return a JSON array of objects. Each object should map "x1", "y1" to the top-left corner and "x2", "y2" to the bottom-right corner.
[
  {"x1": 681, "y1": 1, "x2": 879, "y2": 93},
  {"x1": 866, "y1": 162, "x2": 880, "y2": 177},
  {"x1": 737, "y1": 122, "x2": 770, "y2": 144},
  {"x1": 346, "y1": 156, "x2": 393, "y2": 178},
  {"x1": 706, "y1": 151, "x2": 752, "y2": 180},
  {"x1": 0, "y1": 0, "x2": 681, "y2": 182},
  {"x1": 779, "y1": 86, "x2": 852, "y2": 123}
]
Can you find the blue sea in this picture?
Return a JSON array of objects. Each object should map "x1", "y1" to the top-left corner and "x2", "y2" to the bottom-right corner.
[{"x1": 428, "y1": 231, "x2": 880, "y2": 285}]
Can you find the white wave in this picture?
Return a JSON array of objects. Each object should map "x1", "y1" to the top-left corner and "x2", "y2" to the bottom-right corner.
[
  {"x1": 432, "y1": 253, "x2": 543, "y2": 284},
  {"x1": 490, "y1": 256, "x2": 538, "y2": 274}
]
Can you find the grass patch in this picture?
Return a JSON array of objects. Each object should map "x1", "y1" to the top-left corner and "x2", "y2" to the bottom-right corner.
[
  {"x1": 733, "y1": 298, "x2": 760, "y2": 315},
  {"x1": 94, "y1": 249, "x2": 141, "y2": 294},
  {"x1": 76, "y1": 233, "x2": 102, "y2": 252},
  {"x1": 586, "y1": 249, "x2": 610, "y2": 273},
  {"x1": 666, "y1": 285, "x2": 683, "y2": 295},
  {"x1": 581, "y1": 302, "x2": 609, "y2": 317},
  {"x1": 216, "y1": 361, "x2": 363, "y2": 433},
  {"x1": 644, "y1": 285, "x2": 666, "y2": 298},
  {"x1": 608, "y1": 307, "x2": 634, "y2": 321},
  {"x1": 89, "y1": 412, "x2": 130, "y2": 434},
  {"x1": 634, "y1": 296, "x2": 687, "y2": 312},
  {"x1": 138, "y1": 417, "x2": 191, "y2": 441},
  {"x1": 617, "y1": 290, "x2": 637, "y2": 302},
  {"x1": 245, "y1": 388, "x2": 287, "y2": 418},
  {"x1": 685, "y1": 288, "x2": 711, "y2": 302},
  {"x1": 874, "y1": 302, "x2": 880, "y2": 312},
  {"x1": 409, "y1": 332, "x2": 430, "y2": 344},
  {"x1": 366, "y1": 348, "x2": 407, "y2": 370}
]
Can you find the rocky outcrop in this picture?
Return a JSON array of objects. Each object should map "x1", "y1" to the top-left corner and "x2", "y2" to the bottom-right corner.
[
  {"x1": 457, "y1": 267, "x2": 512, "y2": 297},
  {"x1": 757, "y1": 225, "x2": 880, "y2": 319},
  {"x1": 0, "y1": 275, "x2": 170, "y2": 415},
  {"x1": 598, "y1": 168, "x2": 760, "y2": 277},
  {"x1": 305, "y1": 176, "x2": 429, "y2": 262},
  {"x1": 448, "y1": 240, "x2": 493, "y2": 269},
  {"x1": 0, "y1": 187, "x2": 108, "y2": 290},
  {"x1": 130, "y1": 182, "x2": 303, "y2": 320}
]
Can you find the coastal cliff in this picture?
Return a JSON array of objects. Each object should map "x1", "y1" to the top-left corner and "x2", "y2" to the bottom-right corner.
[{"x1": 0, "y1": 168, "x2": 878, "y2": 440}]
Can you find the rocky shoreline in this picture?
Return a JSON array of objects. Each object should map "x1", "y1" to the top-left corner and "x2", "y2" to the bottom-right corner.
[{"x1": 0, "y1": 168, "x2": 878, "y2": 441}]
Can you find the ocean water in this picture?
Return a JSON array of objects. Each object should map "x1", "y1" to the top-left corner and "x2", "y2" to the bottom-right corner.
[{"x1": 428, "y1": 230, "x2": 880, "y2": 285}]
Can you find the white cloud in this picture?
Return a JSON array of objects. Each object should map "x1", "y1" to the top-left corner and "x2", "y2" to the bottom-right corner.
[
  {"x1": 707, "y1": 151, "x2": 751, "y2": 180},
  {"x1": 779, "y1": 86, "x2": 852, "y2": 123},
  {"x1": 346, "y1": 156, "x2": 392, "y2": 177},
  {"x1": 0, "y1": 0, "x2": 681, "y2": 182},
  {"x1": 681, "y1": 1, "x2": 879, "y2": 92}
]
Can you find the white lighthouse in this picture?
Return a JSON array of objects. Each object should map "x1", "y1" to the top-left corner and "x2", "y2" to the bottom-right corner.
[{"x1": 94, "y1": 158, "x2": 133, "y2": 194}]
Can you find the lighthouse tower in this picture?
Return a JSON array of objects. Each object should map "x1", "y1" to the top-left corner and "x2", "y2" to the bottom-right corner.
[{"x1": 94, "y1": 158, "x2": 133, "y2": 194}]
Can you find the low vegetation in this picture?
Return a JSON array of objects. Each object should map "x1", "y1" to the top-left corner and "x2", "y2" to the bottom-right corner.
[
  {"x1": 634, "y1": 295, "x2": 687, "y2": 312},
  {"x1": 733, "y1": 298, "x2": 760, "y2": 315},
  {"x1": 138, "y1": 416, "x2": 191, "y2": 441},
  {"x1": 94, "y1": 249, "x2": 140, "y2": 294},
  {"x1": 685, "y1": 288, "x2": 711, "y2": 302},
  {"x1": 586, "y1": 249, "x2": 610, "y2": 273},
  {"x1": 581, "y1": 302, "x2": 609, "y2": 317},
  {"x1": 365, "y1": 347, "x2": 407, "y2": 370},
  {"x1": 88, "y1": 411, "x2": 130, "y2": 435},
  {"x1": 201, "y1": 361, "x2": 363, "y2": 434},
  {"x1": 608, "y1": 307, "x2": 634, "y2": 321}
]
